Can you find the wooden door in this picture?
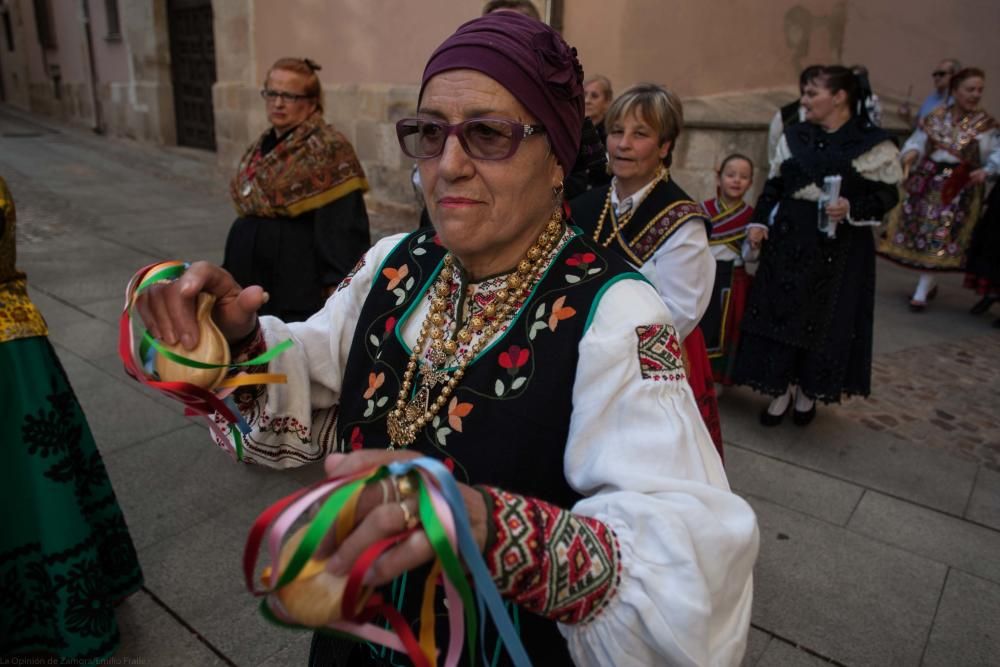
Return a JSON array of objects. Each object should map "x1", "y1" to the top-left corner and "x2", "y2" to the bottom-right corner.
[{"x1": 168, "y1": 0, "x2": 216, "y2": 150}]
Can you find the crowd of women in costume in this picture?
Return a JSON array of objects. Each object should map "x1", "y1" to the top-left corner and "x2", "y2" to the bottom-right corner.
[{"x1": 5, "y1": 1, "x2": 998, "y2": 665}]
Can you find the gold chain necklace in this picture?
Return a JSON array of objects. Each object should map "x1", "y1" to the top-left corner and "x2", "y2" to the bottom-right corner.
[
  {"x1": 592, "y1": 166, "x2": 668, "y2": 248},
  {"x1": 386, "y1": 212, "x2": 564, "y2": 449}
]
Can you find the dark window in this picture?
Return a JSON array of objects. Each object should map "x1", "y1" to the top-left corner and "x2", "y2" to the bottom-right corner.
[
  {"x1": 33, "y1": 0, "x2": 56, "y2": 49},
  {"x1": 3, "y1": 11, "x2": 13, "y2": 52},
  {"x1": 104, "y1": 0, "x2": 121, "y2": 39}
]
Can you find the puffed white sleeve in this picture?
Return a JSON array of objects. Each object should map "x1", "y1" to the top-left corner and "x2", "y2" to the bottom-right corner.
[
  {"x1": 980, "y1": 128, "x2": 1000, "y2": 177},
  {"x1": 767, "y1": 110, "x2": 784, "y2": 166},
  {"x1": 219, "y1": 234, "x2": 407, "y2": 467},
  {"x1": 641, "y1": 221, "x2": 715, "y2": 341},
  {"x1": 901, "y1": 128, "x2": 928, "y2": 161},
  {"x1": 560, "y1": 279, "x2": 759, "y2": 666}
]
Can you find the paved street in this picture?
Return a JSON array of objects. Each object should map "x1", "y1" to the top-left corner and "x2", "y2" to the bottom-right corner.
[{"x1": 2, "y1": 104, "x2": 998, "y2": 667}]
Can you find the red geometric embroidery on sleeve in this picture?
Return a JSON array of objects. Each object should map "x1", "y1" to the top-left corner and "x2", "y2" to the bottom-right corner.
[
  {"x1": 636, "y1": 323, "x2": 686, "y2": 382},
  {"x1": 482, "y1": 487, "x2": 622, "y2": 625},
  {"x1": 335, "y1": 254, "x2": 366, "y2": 295}
]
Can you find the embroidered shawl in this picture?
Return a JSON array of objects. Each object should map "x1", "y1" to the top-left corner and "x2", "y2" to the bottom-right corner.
[
  {"x1": 921, "y1": 106, "x2": 997, "y2": 164},
  {"x1": 0, "y1": 177, "x2": 47, "y2": 342},
  {"x1": 701, "y1": 197, "x2": 754, "y2": 252},
  {"x1": 230, "y1": 111, "x2": 369, "y2": 218}
]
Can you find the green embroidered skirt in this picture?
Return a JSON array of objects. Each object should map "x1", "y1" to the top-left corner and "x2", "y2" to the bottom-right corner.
[{"x1": 0, "y1": 335, "x2": 143, "y2": 664}]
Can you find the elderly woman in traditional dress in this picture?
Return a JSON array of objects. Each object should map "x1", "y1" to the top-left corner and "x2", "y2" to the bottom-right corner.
[
  {"x1": 224, "y1": 57, "x2": 371, "y2": 323},
  {"x1": 879, "y1": 67, "x2": 999, "y2": 311},
  {"x1": 137, "y1": 13, "x2": 757, "y2": 666}
]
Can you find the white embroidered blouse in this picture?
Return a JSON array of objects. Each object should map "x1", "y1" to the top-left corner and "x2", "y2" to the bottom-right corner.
[
  {"x1": 610, "y1": 178, "x2": 716, "y2": 341},
  {"x1": 229, "y1": 230, "x2": 758, "y2": 666}
]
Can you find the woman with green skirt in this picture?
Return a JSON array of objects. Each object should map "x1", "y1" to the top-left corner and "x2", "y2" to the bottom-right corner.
[{"x1": 0, "y1": 176, "x2": 143, "y2": 664}]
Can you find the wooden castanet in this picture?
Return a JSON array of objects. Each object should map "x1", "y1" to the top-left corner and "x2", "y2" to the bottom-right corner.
[
  {"x1": 262, "y1": 525, "x2": 361, "y2": 626},
  {"x1": 154, "y1": 292, "x2": 230, "y2": 389}
]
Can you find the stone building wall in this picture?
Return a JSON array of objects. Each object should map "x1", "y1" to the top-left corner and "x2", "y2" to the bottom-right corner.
[
  {"x1": 3, "y1": 0, "x2": 993, "y2": 215},
  {"x1": 102, "y1": 0, "x2": 175, "y2": 144},
  {"x1": 0, "y1": 0, "x2": 33, "y2": 109},
  {"x1": 0, "y1": 0, "x2": 174, "y2": 144}
]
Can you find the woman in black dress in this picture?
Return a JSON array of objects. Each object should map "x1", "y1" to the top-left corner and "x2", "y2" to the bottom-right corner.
[
  {"x1": 965, "y1": 182, "x2": 1000, "y2": 325},
  {"x1": 733, "y1": 66, "x2": 902, "y2": 426},
  {"x1": 224, "y1": 58, "x2": 371, "y2": 322}
]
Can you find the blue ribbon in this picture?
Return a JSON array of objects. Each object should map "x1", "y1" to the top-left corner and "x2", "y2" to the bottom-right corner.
[
  {"x1": 387, "y1": 457, "x2": 533, "y2": 667},
  {"x1": 224, "y1": 395, "x2": 253, "y2": 436}
]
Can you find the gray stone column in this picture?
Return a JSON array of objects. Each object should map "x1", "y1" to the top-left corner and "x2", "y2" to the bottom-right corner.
[
  {"x1": 211, "y1": 0, "x2": 255, "y2": 173},
  {"x1": 119, "y1": 0, "x2": 175, "y2": 144}
]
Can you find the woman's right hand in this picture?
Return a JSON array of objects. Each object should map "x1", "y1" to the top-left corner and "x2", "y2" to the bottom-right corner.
[{"x1": 135, "y1": 261, "x2": 268, "y2": 349}]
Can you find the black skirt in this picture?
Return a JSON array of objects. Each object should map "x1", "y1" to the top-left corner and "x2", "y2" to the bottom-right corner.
[
  {"x1": 223, "y1": 191, "x2": 371, "y2": 323},
  {"x1": 732, "y1": 199, "x2": 875, "y2": 402},
  {"x1": 965, "y1": 184, "x2": 1000, "y2": 292}
]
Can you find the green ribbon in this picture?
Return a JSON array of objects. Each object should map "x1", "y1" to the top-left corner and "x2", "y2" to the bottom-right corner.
[
  {"x1": 230, "y1": 427, "x2": 245, "y2": 462},
  {"x1": 276, "y1": 476, "x2": 371, "y2": 589},
  {"x1": 136, "y1": 263, "x2": 187, "y2": 293},
  {"x1": 133, "y1": 262, "x2": 294, "y2": 373},
  {"x1": 262, "y1": 467, "x2": 484, "y2": 666},
  {"x1": 416, "y1": 477, "x2": 478, "y2": 665},
  {"x1": 141, "y1": 330, "x2": 293, "y2": 370}
]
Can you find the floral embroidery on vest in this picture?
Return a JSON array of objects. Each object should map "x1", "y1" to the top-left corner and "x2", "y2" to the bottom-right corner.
[{"x1": 335, "y1": 228, "x2": 634, "y2": 481}]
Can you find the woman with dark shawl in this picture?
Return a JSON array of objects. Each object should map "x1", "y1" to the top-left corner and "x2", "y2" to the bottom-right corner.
[{"x1": 224, "y1": 57, "x2": 372, "y2": 322}]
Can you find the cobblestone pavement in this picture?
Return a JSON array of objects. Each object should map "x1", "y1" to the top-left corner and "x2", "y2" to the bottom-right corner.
[
  {"x1": 3, "y1": 104, "x2": 999, "y2": 667},
  {"x1": 851, "y1": 334, "x2": 1000, "y2": 470}
]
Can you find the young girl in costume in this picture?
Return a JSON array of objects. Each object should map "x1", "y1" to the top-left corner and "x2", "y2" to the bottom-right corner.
[{"x1": 700, "y1": 154, "x2": 755, "y2": 386}]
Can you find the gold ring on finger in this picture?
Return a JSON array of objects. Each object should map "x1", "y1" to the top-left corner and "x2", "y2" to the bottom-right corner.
[
  {"x1": 396, "y1": 473, "x2": 418, "y2": 499},
  {"x1": 399, "y1": 501, "x2": 419, "y2": 530}
]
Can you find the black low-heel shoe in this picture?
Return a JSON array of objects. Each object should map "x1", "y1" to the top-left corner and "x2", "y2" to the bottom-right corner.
[
  {"x1": 759, "y1": 404, "x2": 789, "y2": 427},
  {"x1": 793, "y1": 404, "x2": 817, "y2": 426},
  {"x1": 971, "y1": 295, "x2": 998, "y2": 315}
]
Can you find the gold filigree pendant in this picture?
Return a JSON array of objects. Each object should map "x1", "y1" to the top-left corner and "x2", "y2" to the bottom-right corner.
[{"x1": 386, "y1": 411, "x2": 414, "y2": 448}]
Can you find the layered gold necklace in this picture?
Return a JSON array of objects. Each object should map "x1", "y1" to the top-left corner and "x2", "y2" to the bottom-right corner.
[
  {"x1": 592, "y1": 165, "x2": 668, "y2": 248},
  {"x1": 386, "y1": 212, "x2": 564, "y2": 449}
]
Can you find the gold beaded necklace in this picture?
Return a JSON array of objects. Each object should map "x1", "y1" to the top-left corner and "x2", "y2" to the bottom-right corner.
[
  {"x1": 386, "y1": 211, "x2": 565, "y2": 449},
  {"x1": 592, "y1": 166, "x2": 668, "y2": 248}
]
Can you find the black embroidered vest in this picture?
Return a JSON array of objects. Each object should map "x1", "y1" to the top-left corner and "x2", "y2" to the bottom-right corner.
[
  {"x1": 570, "y1": 178, "x2": 710, "y2": 269},
  {"x1": 338, "y1": 228, "x2": 640, "y2": 501},
  {"x1": 333, "y1": 228, "x2": 642, "y2": 665}
]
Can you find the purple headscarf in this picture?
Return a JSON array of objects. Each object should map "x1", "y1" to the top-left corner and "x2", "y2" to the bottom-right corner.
[{"x1": 420, "y1": 12, "x2": 585, "y2": 175}]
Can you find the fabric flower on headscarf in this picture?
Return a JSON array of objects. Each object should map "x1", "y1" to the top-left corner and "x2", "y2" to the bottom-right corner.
[{"x1": 531, "y1": 32, "x2": 583, "y2": 101}]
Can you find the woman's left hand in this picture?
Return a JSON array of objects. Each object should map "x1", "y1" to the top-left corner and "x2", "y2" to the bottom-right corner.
[
  {"x1": 319, "y1": 450, "x2": 490, "y2": 587},
  {"x1": 969, "y1": 169, "x2": 988, "y2": 186},
  {"x1": 825, "y1": 197, "x2": 850, "y2": 223}
]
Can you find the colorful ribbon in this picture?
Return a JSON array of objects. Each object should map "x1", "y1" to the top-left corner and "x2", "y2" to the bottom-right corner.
[
  {"x1": 244, "y1": 458, "x2": 532, "y2": 667},
  {"x1": 118, "y1": 261, "x2": 292, "y2": 461}
]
